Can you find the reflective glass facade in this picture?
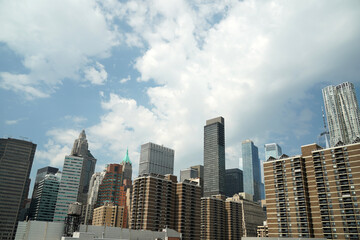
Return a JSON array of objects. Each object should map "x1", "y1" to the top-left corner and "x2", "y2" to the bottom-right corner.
[{"x1": 242, "y1": 140, "x2": 261, "y2": 201}]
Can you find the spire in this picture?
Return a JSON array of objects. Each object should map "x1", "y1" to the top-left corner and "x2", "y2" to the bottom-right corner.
[
  {"x1": 79, "y1": 129, "x2": 86, "y2": 139},
  {"x1": 122, "y1": 148, "x2": 131, "y2": 164}
]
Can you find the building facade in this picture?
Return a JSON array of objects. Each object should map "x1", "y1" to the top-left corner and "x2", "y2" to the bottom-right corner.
[
  {"x1": 180, "y1": 168, "x2": 198, "y2": 182},
  {"x1": 30, "y1": 173, "x2": 60, "y2": 221},
  {"x1": 323, "y1": 82, "x2": 360, "y2": 147},
  {"x1": 242, "y1": 140, "x2": 261, "y2": 202},
  {"x1": 130, "y1": 174, "x2": 177, "y2": 231},
  {"x1": 92, "y1": 202, "x2": 126, "y2": 227},
  {"x1": 201, "y1": 195, "x2": 226, "y2": 240},
  {"x1": 264, "y1": 141, "x2": 360, "y2": 239},
  {"x1": 225, "y1": 168, "x2": 243, "y2": 197},
  {"x1": 0, "y1": 138, "x2": 36, "y2": 240},
  {"x1": 53, "y1": 130, "x2": 96, "y2": 222},
  {"x1": 204, "y1": 117, "x2": 225, "y2": 197},
  {"x1": 138, "y1": 142, "x2": 174, "y2": 176}
]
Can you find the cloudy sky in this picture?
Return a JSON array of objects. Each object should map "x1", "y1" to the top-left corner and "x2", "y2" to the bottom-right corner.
[{"x1": 1, "y1": 0, "x2": 360, "y2": 186}]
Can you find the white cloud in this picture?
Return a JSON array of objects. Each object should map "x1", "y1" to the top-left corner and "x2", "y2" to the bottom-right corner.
[
  {"x1": 0, "y1": 0, "x2": 118, "y2": 98},
  {"x1": 36, "y1": 139, "x2": 72, "y2": 167},
  {"x1": 35, "y1": 0, "x2": 360, "y2": 176},
  {"x1": 64, "y1": 115, "x2": 87, "y2": 124},
  {"x1": 84, "y1": 62, "x2": 108, "y2": 85},
  {"x1": 5, "y1": 118, "x2": 25, "y2": 125},
  {"x1": 120, "y1": 75, "x2": 131, "y2": 84}
]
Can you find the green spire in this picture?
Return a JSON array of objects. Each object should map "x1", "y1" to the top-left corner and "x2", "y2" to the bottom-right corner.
[{"x1": 122, "y1": 148, "x2": 131, "y2": 164}]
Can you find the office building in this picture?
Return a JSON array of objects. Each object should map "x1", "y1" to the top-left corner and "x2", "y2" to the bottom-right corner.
[
  {"x1": 265, "y1": 143, "x2": 282, "y2": 161},
  {"x1": 0, "y1": 138, "x2": 36, "y2": 240},
  {"x1": 264, "y1": 141, "x2": 360, "y2": 239},
  {"x1": 92, "y1": 202, "x2": 126, "y2": 227},
  {"x1": 323, "y1": 82, "x2": 360, "y2": 147},
  {"x1": 180, "y1": 167, "x2": 198, "y2": 182},
  {"x1": 30, "y1": 172, "x2": 61, "y2": 221},
  {"x1": 53, "y1": 130, "x2": 96, "y2": 222},
  {"x1": 83, "y1": 171, "x2": 106, "y2": 225},
  {"x1": 204, "y1": 117, "x2": 225, "y2": 197},
  {"x1": 225, "y1": 168, "x2": 243, "y2": 197},
  {"x1": 242, "y1": 140, "x2": 261, "y2": 201},
  {"x1": 29, "y1": 166, "x2": 59, "y2": 220},
  {"x1": 138, "y1": 142, "x2": 174, "y2": 176}
]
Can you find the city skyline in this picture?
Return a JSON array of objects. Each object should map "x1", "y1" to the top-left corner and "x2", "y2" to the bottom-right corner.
[{"x1": 1, "y1": 0, "x2": 360, "y2": 186}]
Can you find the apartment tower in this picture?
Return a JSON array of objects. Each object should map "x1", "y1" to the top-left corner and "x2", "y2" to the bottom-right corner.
[
  {"x1": 264, "y1": 141, "x2": 360, "y2": 239},
  {"x1": 0, "y1": 138, "x2": 36, "y2": 240},
  {"x1": 204, "y1": 117, "x2": 225, "y2": 197},
  {"x1": 323, "y1": 82, "x2": 360, "y2": 147}
]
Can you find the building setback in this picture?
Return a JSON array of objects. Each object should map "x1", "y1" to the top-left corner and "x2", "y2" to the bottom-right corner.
[
  {"x1": 138, "y1": 142, "x2": 174, "y2": 176},
  {"x1": 0, "y1": 138, "x2": 36, "y2": 240},
  {"x1": 264, "y1": 141, "x2": 360, "y2": 239},
  {"x1": 204, "y1": 117, "x2": 226, "y2": 197},
  {"x1": 323, "y1": 82, "x2": 360, "y2": 147}
]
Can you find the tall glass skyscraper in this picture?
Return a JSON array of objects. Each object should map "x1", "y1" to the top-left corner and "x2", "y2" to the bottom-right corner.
[
  {"x1": 203, "y1": 116, "x2": 225, "y2": 197},
  {"x1": 323, "y1": 82, "x2": 360, "y2": 147},
  {"x1": 264, "y1": 143, "x2": 282, "y2": 160},
  {"x1": 242, "y1": 139, "x2": 261, "y2": 202},
  {"x1": 53, "y1": 130, "x2": 96, "y2": 222},
  {"x1": 0, "y1": 138, "x2": 36, "y2": 240}
]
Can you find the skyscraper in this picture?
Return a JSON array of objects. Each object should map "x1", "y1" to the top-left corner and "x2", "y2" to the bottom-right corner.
[
  {"x1": 242, "y1": 140, "x2": 261, "y2": 202},
  {"x1": 138, "y1": 142, "x2": 174, "y2": 176},
  {"x1": 204, "y1": 116, "x2": 225, "y2": 197},
  {"x1": 53, "y1": 130, "x2": 96, "y2": 222},
  {"x1": 29, "y1": 166, "x2": 59, "y2": 220},
  {"x1": 30, "y1": 172, "x2": 61, "y2": 221},
  {"x1": 264, "y1": 143, "x2": 282, "y2": 161},
  {"x1": 322, "y1": 82, "x2": 360, "y2": 147},
  {"x1": 0, "y1": 138, "x2": 36, "y2": 240},
  {"x1": 225, "y1": 168, "x2": 243, "y2": 197}
]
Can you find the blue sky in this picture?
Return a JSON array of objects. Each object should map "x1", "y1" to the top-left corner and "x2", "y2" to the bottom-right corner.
[{"x1": 1, "y1": 0, "x2": 360, "y2": 189}]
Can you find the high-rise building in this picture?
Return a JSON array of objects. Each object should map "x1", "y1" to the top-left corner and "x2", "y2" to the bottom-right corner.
[
  {"x1": 323, "y1": 82, "x2": 360, "y2": 147},
  {"x1": 264, "y1": 143, "x2": 282, "y2": 161},
  {"x1": 0, "y1": 138, "x2": 36, "y2": 240},
  {"x1": 130, "y1": 174, "x2": 201, "y2": 239},
  {"x1": 29, "y1": 166, "x2": 59, "y2": 220},
  {"x1": 83, "y1": 171, "x2": 106, "y2": 225},
  {"x1": 225, "y1": 168, "x2": 243, "y2": 197},
  {"x1": 264, "y1": 141, "x2": 360, "y2": 239},
  {"x1": 175, "y1": 179, "x2": 201, "y2": 240},
  {"x1": 201, "y1": 193, "x2": 265, "y2": 240},
  {"x1": 138, "y1": 142, "x2": 174, "y2": 176},
  {"x1": 242, "y1": 140, "x2": 261, "y2": 201},
  {"x1": 92, "y1": 202, "x2": 126, "y2": 228},
  {"x1": 204, "y1": 117, "x2": 225, "y2": 197},
  {"x1": 130, "y1": 174, "x2": 177, "y2": 231},
  {"x1": 53, "y1": 130, "x2": 96, "y2": 222},
  {"x1": 180, "y1": 168, "x2": 198, "y2": 182},
  {"x1": 30, "y1": 172, "x2": 61, "y2": 221}
]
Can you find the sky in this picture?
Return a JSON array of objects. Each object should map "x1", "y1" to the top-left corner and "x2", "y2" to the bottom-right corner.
[{"x1": 1, "y1": 0, "x2": 360, "y2": 191}]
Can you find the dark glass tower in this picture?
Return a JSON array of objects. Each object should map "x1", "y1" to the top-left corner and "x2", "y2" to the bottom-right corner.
[
  {"x1": 225, "y1": 168, "x2": 243, "y2": 197},
  {"x1": 203, "y1": 116, "x2": 225, "y2": 197},
  {"x1": 0, "y1": 138, "x2": 36, "y2": 240}
]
